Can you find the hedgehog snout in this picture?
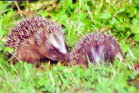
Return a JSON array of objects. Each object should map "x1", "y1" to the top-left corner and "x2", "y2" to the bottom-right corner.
[
  {"x1": 61, "y1": 52, "x2": 69, "y2": 62},
  {"x1": 93, "y1": 55, "x2": 101, "y2": 63},
  {"x1": 63, "y1": 52, "x2": 70, "y2": 60},
  {"x1": 55, "y1": 51, "x2": 69, "y2": 62}
]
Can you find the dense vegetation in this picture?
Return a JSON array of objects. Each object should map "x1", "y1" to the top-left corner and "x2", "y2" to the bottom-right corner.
[{"x1": 0, "y1": 0, "x2": 139, "y2": 93}]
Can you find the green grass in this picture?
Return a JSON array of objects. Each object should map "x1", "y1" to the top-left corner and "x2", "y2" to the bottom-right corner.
[
  {"x1": 0, "y1": 60, "x2": 138, "y2": 93},
  {"x1": 0, "y1": 0, "x2": 139, "y2": 93}
]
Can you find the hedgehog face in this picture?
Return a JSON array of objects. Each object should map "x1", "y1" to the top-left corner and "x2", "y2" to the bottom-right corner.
[
  {"x1": 89, "y1": 45, "x2": 105, "y2": 63},
  {"x1": 46, "y1": 33, "x2": 68, "y2": 61},
  {"x1": 43, "y1": 32, "x2": 68, "y2": 61},
  {"x1": 48, "y1": 33, "x2": 67, "y2": 54},
  {"x1": 33, "y1": 29, "x2": 68, "y2": 62},
  {"x1": 89, "y1": 42, "x2": 122, "y2": 64}
]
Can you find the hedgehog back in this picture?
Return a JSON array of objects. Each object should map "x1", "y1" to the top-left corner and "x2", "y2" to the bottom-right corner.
[{"x1": 5, "y1": 16, "x2": 60, "y2": 49}]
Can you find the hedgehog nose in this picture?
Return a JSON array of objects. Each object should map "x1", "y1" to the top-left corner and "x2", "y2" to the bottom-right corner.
[
  {"x1": 62, "y1": 52, "x2": 69, "y2": 61},
  {"x1": 94, "y1": 55, "x2": 101, "y2": 63}
]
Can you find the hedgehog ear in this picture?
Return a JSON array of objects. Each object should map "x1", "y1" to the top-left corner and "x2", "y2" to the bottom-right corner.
[{"x1": 34, "y1": 34, "x2": 42, "y2": 45}]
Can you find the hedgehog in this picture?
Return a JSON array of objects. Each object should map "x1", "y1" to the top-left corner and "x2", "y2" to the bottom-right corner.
[
  {"x1": 5, "y1": 16, "x2": 69, "y2": 64},
  {"x1": 69, "y1": 32, "x2": 123, "y2": 66}
]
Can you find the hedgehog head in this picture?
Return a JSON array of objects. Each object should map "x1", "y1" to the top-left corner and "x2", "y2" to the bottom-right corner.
[
  {"x1": 33, "y1": 27, "x2": 69, "y2": 62},
  {"x1": 88, "y1": 37, "x2": 123, "y2": 63}
]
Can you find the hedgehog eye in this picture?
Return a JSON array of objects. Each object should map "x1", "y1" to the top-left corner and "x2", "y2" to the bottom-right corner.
[
  {"x1": 49, "y1": 47, "x2": 55, "y2": 52},
  {"x1": 50, "y1": 48, "x2": 54, "y2": 51},
  {"x1": 105, "y1": 53, "x2": 109, "y2": 58}
]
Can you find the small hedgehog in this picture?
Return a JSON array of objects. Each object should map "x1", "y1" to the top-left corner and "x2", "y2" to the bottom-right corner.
[
  {"x1": 5, "y1": 16, "x2": 69, "y2": 63},
  {"x1": 69, "y1": 32, "x2": 123, "y2": 66}
]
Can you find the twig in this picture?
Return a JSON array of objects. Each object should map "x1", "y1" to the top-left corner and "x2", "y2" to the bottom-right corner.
[{"x1": 14, "y1": 1, "x2": 23, "y2": 17}]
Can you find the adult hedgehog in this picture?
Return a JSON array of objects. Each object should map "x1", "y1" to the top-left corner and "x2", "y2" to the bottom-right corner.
[
  {"x1": 69, "y1": 32, "x2": 123, "y2": 66},
  {"x1": 5, "y1": 16, "x2": 69, "y2": 63}
]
